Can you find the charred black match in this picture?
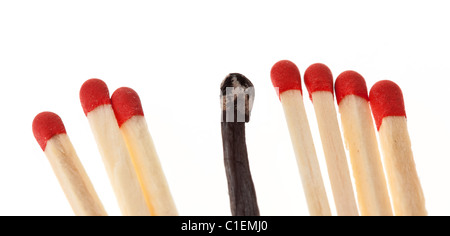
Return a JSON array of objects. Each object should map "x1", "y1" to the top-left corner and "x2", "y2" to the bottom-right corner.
[{"x1": 220, "y1": 73, "x2": 259, "y2": 216}]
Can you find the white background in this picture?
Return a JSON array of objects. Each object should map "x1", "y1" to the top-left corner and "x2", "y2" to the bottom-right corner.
[{"x1": 0, "y1": 1, "x2": 449, "y2": 216}]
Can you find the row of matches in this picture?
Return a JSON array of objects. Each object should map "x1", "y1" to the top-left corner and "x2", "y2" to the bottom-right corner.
[
  {"x1": 31, "y1": 59, "x2": 425, "y2": 216},
  {"x1": 221, "y1": 60, "x2": 425, "y2": 216},
  {"x1": 33, "y1": 79, "x2": 177, "y2": 216}
]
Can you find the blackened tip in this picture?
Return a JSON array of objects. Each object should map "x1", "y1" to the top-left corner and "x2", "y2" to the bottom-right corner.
[
  {"x1": 220, "y1": 73, "x2": 254, "y2": 95},
  {"x1": 220, "y1": 73, "x2": 255, "y2": 123}
]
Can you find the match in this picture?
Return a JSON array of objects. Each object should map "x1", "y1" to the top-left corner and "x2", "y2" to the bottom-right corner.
[
  {"x1": 304, "y1": 63, "x2": 359, "y2": 216},
  {"x1": 270, "y1": 60, "x2": 331, "y2": 216},
  {"x1": 369, "y1": 80, "x2": 427, "y2": 216},
  {"x1": 111, "y1": 87, "x2": 178, "y2": 216},
  {"x1": 335, "y1": 71, "x2": 392, "y2": 216},
  {"x1": 220, "y1": 73, "x2": 260, "y2": 216},
  {"x1": 80, "y1": 79, "x2": 150, "y2": 216},
  {"x1": 32, "y1": 112, "x2": 107, "y2": 216}
]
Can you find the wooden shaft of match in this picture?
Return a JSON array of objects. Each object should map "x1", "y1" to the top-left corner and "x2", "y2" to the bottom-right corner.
[
  {"x1": 378, "y1": 116, "x2": 427, "y2": 216},
  {"x1": 338, "y1": 95, "x2": 392, "y2": 216},
  {"x1": 280, "y1": 90, "x2": 331, "y2": 216},
  {"x1": 87, "y1": 105, "x2": 150, "y2": 216},
  {"x1": 120, "y1": 116, "x2": 178, "y2": 216},
  {"x1": 311, "y1": 92, "x2": 359, "y2": 216},
  {"x1": 45, "y1": 134, "x2": 107, "y2": 216}
]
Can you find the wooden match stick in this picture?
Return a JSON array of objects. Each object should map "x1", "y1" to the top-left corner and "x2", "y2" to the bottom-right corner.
[
  {"x1": 335, "y1": 71, "x2": 392, "y2": 216},
  {"x1": 80, "y1": 79, "x2": 150, "y2": 216},
  {"x1": 32, "y1": 112, "x2": 107, "y2": 216},
  {"x1": 304, "y1": 63, "x2": 359, "y2": 216},
  {"x1": 111, "y1": 87, "x2": 178, "y2": 216},
  {"x1": 220, "y1": 73, "x2": 259, "y2": 216},
  {"x1": 369, "y1": 80, "x2": 427, "y2": 216},
  {"x1": 270, "y1": 60, "x2": 331, "y2": 216}
]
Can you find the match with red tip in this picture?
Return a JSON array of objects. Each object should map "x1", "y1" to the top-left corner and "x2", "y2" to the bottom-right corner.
[
  {"x1": 32, "y1": 111, "x2": 108, "y2": 216},
  {"x1": 111, "y1": 86, "x2": 178, "y2": 215},
  {"x1": 304, "y1": 63, "x2": 334, "y2": 101},
  {"x1": 80, "y1": 79, "x2": 111, "y2": 116},
  {"x1": 303, "y1": 63, "x2": 359, "y2": 216},
  {"x1": 335, "y1": 71, "x2": 369, "y2": 105},
  {"x1": 32, "y1": 112, "x2": 67, "y2": 151},
  {"x1": 270, "y1": 60, "x2": 302, "y2": 99},
  {"x1": 369, "y1": 80, "x2": 426, "y2": 216},
  {"x1": 111, "y1": 87, "x2": 144, "y2": 127},
  {"x1": 369, "y1": 80, "x2": 407, "y2": 130},
  {"x1": 334, "y1": 69, "x2": 393, "y2": 215}
]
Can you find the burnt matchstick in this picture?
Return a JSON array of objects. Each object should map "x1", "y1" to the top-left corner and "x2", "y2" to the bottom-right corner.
[
  {"x1": 369, "y1": 80, "x2": 427, "y2": 216},
  {"x1": 335, "y1": 71, "x2": 392, "y2": 216},
  {"x1": 270, "y1": 60, "x2": 331, "y2": 216},
  {"x1": 220, "y1": 73, "x2": 259, "y2": 216},
  {"x1": 80, "y1": 79, "x2": 150, "y2": 216},
  {"x1": 304, "y1": 63, "x2": 358, "y2": 216},
  {"x1": 111, "y1": 87, "x2": 178, "y2": 216},
  {"x1": 32, "y1": 112, "x2": 107, "y2": 216}
]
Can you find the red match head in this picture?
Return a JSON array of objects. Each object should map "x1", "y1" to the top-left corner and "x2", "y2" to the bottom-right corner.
[
  {"x1": 111, "y1": 87, "x2": 145, "y2": 127},
  {"x1": 369, "y1": 80, "x2": 406, "y2": 130},
  {"x1": 80, "y1": 78, "x2": 111, "y2": 116},
  {"x1": 270, "y1": 60, "x2": 302, "y2": 99},
  {"x1": 304, "y1": 63, "x2": 334, "y2": 101},
  {"x1": 32, "y1": 112, "x2": 67, "y2": 151},
  {"x1": 335, "y1": 70, "x2": 369, "y2": 105}
]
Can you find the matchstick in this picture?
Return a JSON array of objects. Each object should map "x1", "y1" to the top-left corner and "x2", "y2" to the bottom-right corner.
[
  {"x1": 79, "y1": 79, "x2": 150, "y2": 216},
  {"x1": 111, "y1": 87, "x2": 178, "y2": 216},
  {"x1": 220, "y1": 73, "x2": 259, "y2": 216},
  {"x1": 369, "y1": 80, "x2": 427, "y2": 216},
  {"x1": 32, "y1": 112, "x2": 107, "y2": 216},
  {"x1": 335, "y1": 71, "x2": 392, "y2": 216},
  {"x1": 270, "y1": 60, "x2": 331, "y2": 216},
  {"x1": 304, "y1": 63, "x2": 359, "y2": 216}
]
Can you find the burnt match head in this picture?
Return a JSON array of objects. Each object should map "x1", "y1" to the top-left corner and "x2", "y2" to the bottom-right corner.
[
  {"x1": 220, "y1": 73, "x2": 255, "y2": 123},
  {"x1": 220, "y1": 73, "x2": 254, "y2": 95}
]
